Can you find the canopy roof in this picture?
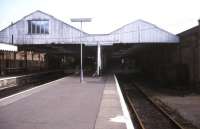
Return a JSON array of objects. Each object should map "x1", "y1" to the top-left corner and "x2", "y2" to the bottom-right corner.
[
  {"x1": 0, "y1": 10, "x2": 179, "y2": 46},
  {"x1": 0, "y1": 43, "x2": 18, "y2": 51}
]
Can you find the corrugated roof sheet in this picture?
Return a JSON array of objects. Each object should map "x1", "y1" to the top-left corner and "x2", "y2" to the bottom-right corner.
[{"x1": 0, "y1": 11, "x2": 179, "y2": 45}]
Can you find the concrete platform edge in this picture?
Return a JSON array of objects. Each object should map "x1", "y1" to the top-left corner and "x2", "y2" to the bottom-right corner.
[
  {"x1": 0, "y1": 76, "x2": 67, "y2": 107},
  {"x1": 114, "y1": 74, "x2": 134, "y2": 129}
]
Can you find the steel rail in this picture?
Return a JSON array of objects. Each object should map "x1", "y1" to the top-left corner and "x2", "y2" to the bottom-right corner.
[
  {"x1": 133, "y1": 82, "x2": 185, "y2": 129},
  {"x1": 125, "y1": 92, "x2": 146, "y2": 129}
]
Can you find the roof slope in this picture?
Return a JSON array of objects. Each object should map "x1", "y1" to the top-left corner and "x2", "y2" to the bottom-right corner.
[
  {"x1": 178, "y1": 25, "x2": 198, "y2": 37},
  {"x1": 0, "y1": 10, "x2": 88, "y2": 44},
  {"x1": 0, "y1": 10, "x2": 179, "y2": 45},
  {"x1": 0, "y1": 10, "x2": 88, "y2": 35},
  {"x1": 110, "y1": 19, "x2": 179, "y2": 43}
]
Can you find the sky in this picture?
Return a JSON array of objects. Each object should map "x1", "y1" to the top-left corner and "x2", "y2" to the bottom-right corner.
[{"x1": 0, "y1": 0, "x2": 200, "y2": 34}]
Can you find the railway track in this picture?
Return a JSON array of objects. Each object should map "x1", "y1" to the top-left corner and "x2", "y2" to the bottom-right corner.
[
  {"x1": 118, "y1": 77, "x2": 185, "y2": 129},
  {"x1": 0, "y1": 71, "x2": 70, "y2": 99}
]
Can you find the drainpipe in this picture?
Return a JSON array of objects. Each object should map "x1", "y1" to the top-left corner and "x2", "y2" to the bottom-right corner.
[{"x1": 12, "y1": 35, "x2": 14, "y2": 44}]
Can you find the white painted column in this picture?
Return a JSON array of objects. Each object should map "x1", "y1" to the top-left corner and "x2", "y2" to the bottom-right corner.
[{"x1": 97, "y1": 42, "x2": 101, "y2": 76}]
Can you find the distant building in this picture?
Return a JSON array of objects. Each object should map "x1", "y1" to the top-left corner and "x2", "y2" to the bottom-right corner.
[{"x1": 178, "y1": 21, "x2": 200, "y2": 85}]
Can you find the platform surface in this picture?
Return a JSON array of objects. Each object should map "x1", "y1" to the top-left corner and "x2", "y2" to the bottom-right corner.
[{"x1": 0, "y1": 75, "x2": 128, "y2": 129}]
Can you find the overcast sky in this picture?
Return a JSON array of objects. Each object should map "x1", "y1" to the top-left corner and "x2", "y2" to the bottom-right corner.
[{"x1": 0, "y1": 0, "x2": 200, "y2": 34}]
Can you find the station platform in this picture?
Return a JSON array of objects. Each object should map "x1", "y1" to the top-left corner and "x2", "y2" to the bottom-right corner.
[{"x1": 0, "y1": 75, "x2": 133, "y2": 129}]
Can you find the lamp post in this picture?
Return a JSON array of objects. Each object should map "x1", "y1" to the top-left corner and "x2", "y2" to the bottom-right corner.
[{"x1": 71, "y1": 18, "x2": 92, "y2": 83}]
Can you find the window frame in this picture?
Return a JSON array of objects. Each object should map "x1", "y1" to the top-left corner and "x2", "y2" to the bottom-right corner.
[{"x1": 28, "y1": 20, "x2": 49, "y2": 35}]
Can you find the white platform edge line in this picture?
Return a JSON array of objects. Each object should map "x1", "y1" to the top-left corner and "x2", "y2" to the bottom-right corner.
[
  {"x1": 0, "y1": 71, "x2": 59, "y2": 81},
  {"x1": 0, "y1": 76, "x2": 67, "y2": 107},
  {"x1": 114, "y1": 74, "x2": 135, "y2": 129}
]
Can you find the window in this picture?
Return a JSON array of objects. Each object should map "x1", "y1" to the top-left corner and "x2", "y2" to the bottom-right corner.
[{"x1": 28, "y1": 20, "x2": 49, "y2": 34}]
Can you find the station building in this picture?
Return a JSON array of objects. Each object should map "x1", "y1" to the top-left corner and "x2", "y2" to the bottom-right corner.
[
  {"x1": 178, "y1": 21, "x2": 200, "y2": 86},
  {"x1": 0, "y1": 10, "x2": 180, "y2": 79}
]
